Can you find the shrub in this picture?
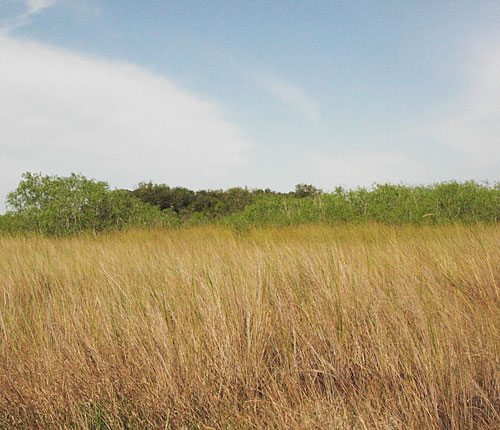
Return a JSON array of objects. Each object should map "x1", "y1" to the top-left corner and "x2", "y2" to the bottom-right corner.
[{"x1": 3, "y1": 173, "x2": 178, "y2": 236}]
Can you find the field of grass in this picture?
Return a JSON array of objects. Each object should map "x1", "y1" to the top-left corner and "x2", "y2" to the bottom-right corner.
[{"x1": 0, "y1": 224, "x2": 499, "y2": 429}]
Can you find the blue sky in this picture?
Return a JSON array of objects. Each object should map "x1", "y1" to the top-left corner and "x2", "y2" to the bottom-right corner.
[{"x1": 1, "y1": 0, "x2": 500, "y2": 210}]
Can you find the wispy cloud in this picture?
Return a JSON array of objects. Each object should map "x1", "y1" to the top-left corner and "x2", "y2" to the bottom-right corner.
[
  {"x1": 26, "y1": 0, "x2": 57, "y2": 14},
  {"x1": 1, "y1": 0, "x2": 58, "y2": 33},
  {"x1": 173, "y1": 40, "x2": 320, "y2": 123},
  {"x1": 427, "y1": 41, "x2": 500, "y2": 165},
  {"x1": 253, "y1": 71, "x2": 319, "y2": 122},
  {"x1": 303, "y1": 38, "x2": 500, "y2": 191},
  {"x1": 0, "y1": 35, "x2": 252, "y2": 210}
]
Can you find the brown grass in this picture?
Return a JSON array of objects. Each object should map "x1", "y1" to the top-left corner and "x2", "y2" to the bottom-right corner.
[{"x1": 0, "y1": 224, "x2": 499, "y2": 429}]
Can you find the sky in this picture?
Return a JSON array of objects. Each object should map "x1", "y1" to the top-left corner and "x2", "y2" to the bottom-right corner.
[{"x1": 1, "y1": 0, "x2": 500, "y2": 211}]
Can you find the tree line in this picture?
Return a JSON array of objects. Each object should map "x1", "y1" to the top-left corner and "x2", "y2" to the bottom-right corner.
[
  {"x1": 131, "y1": 182, "x2": 321, "y2": 218},
  {"x1": 0, "y1": 172, "x2": 498, "y2": 236}
]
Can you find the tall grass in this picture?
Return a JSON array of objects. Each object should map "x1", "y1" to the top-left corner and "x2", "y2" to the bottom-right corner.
[{"x1": 0, "y1": 225, "x2": 499, "y2": 429}]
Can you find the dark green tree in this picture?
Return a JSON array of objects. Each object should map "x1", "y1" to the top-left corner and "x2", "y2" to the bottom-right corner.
[{"x1": 293, "y1": 184, "x2": 322, "y2": 198}]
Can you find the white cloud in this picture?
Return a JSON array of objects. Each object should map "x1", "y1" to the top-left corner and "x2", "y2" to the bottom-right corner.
[
  {"x1": 427, "y1": 43, "x2": 500, "y2": 164},
  {"x1": 0, "y1": 35, "x2": 252, "y2": 210}
]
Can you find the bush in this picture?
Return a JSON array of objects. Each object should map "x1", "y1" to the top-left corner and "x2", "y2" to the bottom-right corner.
[
  {"x1": 3, "y1": 173, "x2": 178, "y2": 236},
  {"x1": 222, "y1": 181, "x2": 500, "y2": 229}
]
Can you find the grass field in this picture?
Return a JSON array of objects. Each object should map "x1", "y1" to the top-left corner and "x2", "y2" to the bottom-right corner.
[{"x1": 0, "y1": 224, "x2": 499, "y2": 429}]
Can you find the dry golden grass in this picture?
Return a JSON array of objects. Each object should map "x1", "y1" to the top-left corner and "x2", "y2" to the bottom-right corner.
[{"x1": 0, "y1": 224, "x2": 499, "y2": 429}]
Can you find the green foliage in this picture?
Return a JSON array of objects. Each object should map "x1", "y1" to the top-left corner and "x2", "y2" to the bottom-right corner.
[
  {"x1": 293, "y1": 183, "x2": 323, "y2": 198},
  {"x1": 133, "y1": 183, "x2": 263, "y2": 219},
  {"x1": 132, "y1": 182, "x2": 195, "y2": 215},
  {"x1": 222, "y1": 181, "x2": 500, "y2": 229},
  {"x1": 2, "y1": 173, "x2": 499, "y2": 236},
  {"x1": 0, "y1": 212, "x2": 33, "y2": 236},
  {"x1": 3, "y1": 173, "x2": 178, "y2": 236}
]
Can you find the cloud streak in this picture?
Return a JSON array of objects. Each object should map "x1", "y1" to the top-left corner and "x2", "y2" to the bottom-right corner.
[
  {"x1": 253, "y1": 71, "x2": 319, "y2": 122},
  {"x1": 26, "y1": 0, "x2": 57, "y2": 14},
  {"x1": 1, "y1": 0, "x2": 58, "y2": 33},
  {"x1": 0, "y1": 35, "x2": 252, "y2": 210},
  {"x1": 269, "y1": 80, "x2": 319, "y2": 122},
  {"x1": 300, "y1": 39, "x2": 500, "y2": 191},
  {"x1": 427, "y1": 41, "x2": 500, "y2": 165}
]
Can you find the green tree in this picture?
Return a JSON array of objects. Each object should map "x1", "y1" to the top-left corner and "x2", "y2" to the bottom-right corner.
[
  {"x1": 6, "y1": 172, "x2": 177, "y2": 236},
  {"x1": 293, "y1": 184, "x2": 322, "y2": 198},
  {"x1": 133, "y1": 182, "x2": 195, "y2": 214}
]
